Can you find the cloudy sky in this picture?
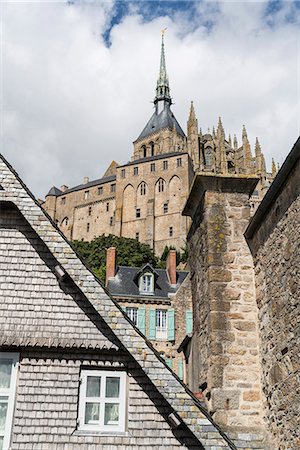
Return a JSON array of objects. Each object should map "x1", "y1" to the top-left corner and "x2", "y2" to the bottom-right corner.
[{"x1": 1, "y1": 0, "x2": 300, "y2": 198}]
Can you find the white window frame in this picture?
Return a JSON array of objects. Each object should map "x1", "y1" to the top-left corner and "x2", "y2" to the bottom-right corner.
[
  {"x1": 125, "y1": 307, "x2": 138, "y2": 326},
  {"x1": 78, "y1": 370, "x2": 126, "y2": 433},
  {"x1": 156, "y1": 309, "x2": 167, "y2": 339},
  {"x1": 139, "y1": 273, "x2": 154, "y2": 294},
  {"x1": 0, "y1": 352, "x2": 19, "y2": 450}
]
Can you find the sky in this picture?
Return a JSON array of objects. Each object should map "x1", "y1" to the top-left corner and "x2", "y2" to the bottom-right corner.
[{"x1": 1, "y1": 0, "x2": 300, "y2": 198}]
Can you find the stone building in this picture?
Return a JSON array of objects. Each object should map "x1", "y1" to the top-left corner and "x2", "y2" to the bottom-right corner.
[
  {"x1": 245, "y1": 136, "x2": 300, "y2": 450},
  {"x1": 43, "y1": 34, "x2": 274, "y2": 256},
  {"x1": 0, "y1": 152, "x2": 268, "y2": 450},
  {"x1": 183, "y1": 137, "x2": 300, "y2": 448},
  {"x1": 105, "y1": 247, "x2": 193, "y2": 382}
]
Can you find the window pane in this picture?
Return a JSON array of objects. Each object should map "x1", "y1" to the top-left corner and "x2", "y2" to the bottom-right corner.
[
  {"x1": 106, "y1": 377, "x2": 120, "y2": 398},
  {"x1": 0, "y1": 361, "x2": 12, "y2": 389},
  {"x1": 85, "y1": 403, "x2": 100, "y2": 424},
  {"x1": 0, "y1": 401, "x2": 8, "y2": 433},
  {"x1": 86, "y1": 376, "x2": 101, "y2": 398},
  {"x1": 104, "y1": 403, "x2": 119, "y2": 425}
]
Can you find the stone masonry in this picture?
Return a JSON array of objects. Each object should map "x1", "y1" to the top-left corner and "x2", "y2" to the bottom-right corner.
[
  {"x1": 183, "y1": 174, "x2": 269, "y2": 445},
  {"x1": 245, "y1": 137, "x2": 300, "y2": 449}
]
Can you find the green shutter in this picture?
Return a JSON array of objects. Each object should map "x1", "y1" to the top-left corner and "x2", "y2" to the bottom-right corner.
[
  {"x1": 168, "y1": 308, "x2": 175, "y2": 341},
  {"x1": 186, "y1": 309, "x2": 193, "y2": 334},
  {"x1": 148, "y1": 309, "x2": 156, "y2": 340},
  {"x1": 137, "y1": 306, "x2": 146, "y2": 334},
  {"x1": 177, "y1": 359, "x2": 184, "y2": 380},
  {"x1": 166, "y1": 358, "x2": 173, "y2": 369}
]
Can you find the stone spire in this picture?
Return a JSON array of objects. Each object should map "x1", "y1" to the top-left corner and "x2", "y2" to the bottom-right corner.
[
  {"x1": 228, "y1": 134, "x2": 232, "y2": 148},
  {"x1": 242, "y1": 125, "x2": 252, "y2": 170},
  {"x1": 233, "y1": 134, "x2": 238, "y2": 150},
  {"x1": 217, "y1": 117, "x2": 225, "y2": 138},
  {"x1": 187, "y1": 101, "x2": 198, "y2": 131},
  {"x1": 154, "y1": 30, "x2": 171, "y2": 108},
  {"x1": 272, "y1": 158, "x2": 277, "y2": 176}
]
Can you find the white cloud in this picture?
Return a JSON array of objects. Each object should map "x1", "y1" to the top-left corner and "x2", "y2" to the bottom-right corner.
[{"x1": 1, "y1": 1, "x2": 299, "y2": 197}]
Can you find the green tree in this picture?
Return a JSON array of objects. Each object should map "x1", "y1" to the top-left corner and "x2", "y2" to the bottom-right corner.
[{"x1": 72, "y1": 234, "x2": 158, "y2": 283}]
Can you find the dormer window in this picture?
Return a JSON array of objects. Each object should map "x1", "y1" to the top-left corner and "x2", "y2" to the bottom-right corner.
[{"x1": 139, "y1": 273, "x2": 154, "y2": 294}]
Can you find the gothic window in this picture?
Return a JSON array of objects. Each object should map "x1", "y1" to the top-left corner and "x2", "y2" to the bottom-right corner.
[
  {"x1": 158, "y1": 179, "x2": 165, "y2": 193},
  {"x1": 150, "y1": 142, "x2": 155, "y2": 157},
  {"x1": 204, "y1": 147, "x2": 213, "y2": 167},
  {"x1": 140, "y1": 182, "x2": 146, "y2": 196},
  {"x1": 142, "y1": 145, "x2": 147, "y2": 158}
]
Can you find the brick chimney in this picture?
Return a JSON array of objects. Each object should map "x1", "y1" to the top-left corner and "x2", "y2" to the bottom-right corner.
[
  {"x1": 106, "y1": 247, "x2": 116, "y2": 286},
  {"x1": 166, "y1": 249, "x2": 177, "y2": 285}
]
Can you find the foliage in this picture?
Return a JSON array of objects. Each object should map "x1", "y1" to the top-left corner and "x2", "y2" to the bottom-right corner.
[
  {"x1": 72, "y1": 235, "x2": 188, "y2": 284},
  {"x1": 72, "y1": 234, "x2": 158, "y2": 283}
]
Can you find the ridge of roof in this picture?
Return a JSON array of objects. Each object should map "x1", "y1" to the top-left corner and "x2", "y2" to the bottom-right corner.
[
  {"x1": 57, "y1": 174, "x2": 116, "y2": 196},
  {"x1": 120, "y1": 151, "x2": 187, "y2": 168},
  {"x1": 0, "y1": 152, "x2": 236, "y2": 450}
]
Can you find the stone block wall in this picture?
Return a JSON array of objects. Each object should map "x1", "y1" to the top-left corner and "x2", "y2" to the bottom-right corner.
[
  {"x1": 246, "y1": 142, "x2": 300, "y2": 450},
  {"x1": 185, "y1": 175, "x2": 268, "y2": 440}
]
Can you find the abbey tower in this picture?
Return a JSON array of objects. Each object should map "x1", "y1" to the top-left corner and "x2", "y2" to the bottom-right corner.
[{"x1": 43, "y1": 34, "x2": 274, "y2": 255}]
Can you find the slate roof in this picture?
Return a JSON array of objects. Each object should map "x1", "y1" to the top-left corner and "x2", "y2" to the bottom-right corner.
[
  {"x1": 47, "y1": 174, "x2": 117, "y2": 197},
  {"x1": 120, "y1": 151, "x2": 187, "y2": 168},
  {"x1": 45, "y1": 186, "x2": 63, "y2": 197},
  {"x1": 108, "y1": 266, "x2": 188, "y2": 300},
  {"x1": 0, "y1": 152, "x2": 238, "y2": 449},
  {"x1": 135, "y1": 105, "x2": 186, "y2": 142}
]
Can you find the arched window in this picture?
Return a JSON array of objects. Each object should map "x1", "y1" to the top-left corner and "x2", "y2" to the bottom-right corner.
[
  {"x1": 158, "y1": 179, "x2": 165, "y2": 193},
  {"x1": 140, "y1": 182, "x2": 146, "y2": 196},
  {"x1": 139, "y1": 273, "x2": 154, "y2": 294},
  {"x1": 204, "y1": 147, "x2": 213, "y2": 167},
  {"x1": 150, "y1": 142, "x2": 155, "y2": 156},
  {"x1": 142, "y1": 145, "x2": 147, "y2": 158}
]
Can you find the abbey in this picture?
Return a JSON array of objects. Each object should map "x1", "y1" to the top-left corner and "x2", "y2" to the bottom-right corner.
[{"x1": 43, "y1": 35, "x2": 275, "y2": 254}]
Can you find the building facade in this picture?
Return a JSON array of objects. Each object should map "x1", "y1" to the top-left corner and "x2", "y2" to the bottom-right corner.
[
  {"x1": 43, "y1": 35, "x2": 274, "y2": 255},
  {"x1": 105, "y1": 247, "x2": 193, "y2": 382}
]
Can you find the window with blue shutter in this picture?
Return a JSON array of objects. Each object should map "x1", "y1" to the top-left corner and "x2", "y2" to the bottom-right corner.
[
  {"x1": 165, "y1": 358, "x2": 173, "y2": 369},
  {"x1": 137, "y1": 306, "x2": 146, "y2": 334},
  {"x1": 186, "y1": 309, "x2": 193, "y2": 334},
  {"x1": 167, "y1": 309, "x2": 175, "y2": 341},
  {"x1": 177, "y1": 359, "x2": 184, "y2": 380},
  {"x1": 148, "y1": 309, "x2": 156, "y2": 340}
]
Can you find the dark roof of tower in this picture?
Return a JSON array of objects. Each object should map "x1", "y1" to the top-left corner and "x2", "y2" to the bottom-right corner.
[
  {"x1": 46, "y1": 186, "x2": 63, "y2": 197},
  {"x1": 135, "y1": 105, "x2": 186, "y2": 143}
]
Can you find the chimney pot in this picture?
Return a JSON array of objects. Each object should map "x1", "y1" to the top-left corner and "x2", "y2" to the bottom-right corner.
[
  {"x1": 83, "y1": 176, "x2": 89, "y2": 184},
  {"x1": 60, "y1": 185, "x2": 68, "y2": 192},
  {"x1": 106, "y1": 247, "x2": 116, "y2": 287},
  {"x1": 167, "y1": 249, "x2": 177, "y2": 285}
]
